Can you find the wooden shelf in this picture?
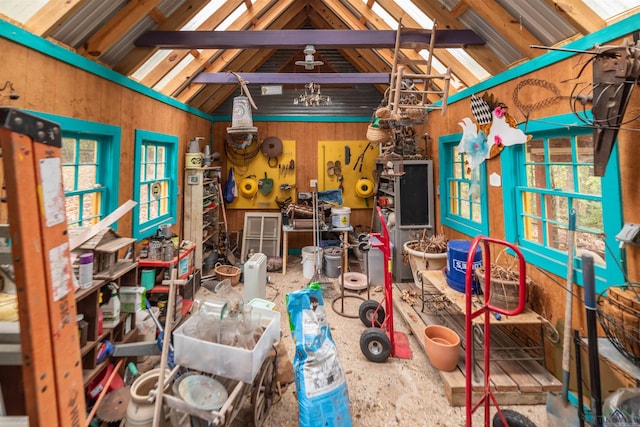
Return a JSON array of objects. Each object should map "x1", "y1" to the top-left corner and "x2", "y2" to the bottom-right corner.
[
  {"x1": 94, "y1": 260, "x2": 138, "y2": 280},
  {"x1": 74, "y1": 279, "x2": 107, "y2": 302}
]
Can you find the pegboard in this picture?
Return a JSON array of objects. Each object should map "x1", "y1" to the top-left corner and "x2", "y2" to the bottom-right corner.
[
  {"x1": 227, "y1": 139, "x2": 296, "y2": 209},
  {"x1": 317, "y1": 140, "x2": 378, "y2": 209}
]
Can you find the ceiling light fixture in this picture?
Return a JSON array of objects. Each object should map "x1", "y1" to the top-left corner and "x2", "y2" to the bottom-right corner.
[
  {"x1": 293, "y1": 82, "x2": 332, "y2": 107},
  {"x1": 295, "y1": 45, "x2": 324, "y2": 70}
]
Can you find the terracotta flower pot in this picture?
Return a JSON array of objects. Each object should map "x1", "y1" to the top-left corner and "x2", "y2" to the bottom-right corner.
[
  {"x1": 423, "y1": 324, "x2": 461, "y2": 372},
  {"x1": 475, "y1": 268, "x2": 530, "y2": 311}
]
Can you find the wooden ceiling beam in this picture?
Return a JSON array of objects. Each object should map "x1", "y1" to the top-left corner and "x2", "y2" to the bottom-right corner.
[
  {"x1": 308, "y1": 2, "x2": 390, "y2": 94},
  {"x1": 193, "y1": 72, "x2": 391, "y2": 84},
  {"x1": 139, "y1": 0, "x2": 245, "y2": 88},
  {"x1": 541, "y1": 1, "x2": 606, "y2": 34},
  {"x1": 194, "y1": 10, "x2": 309, "y2": 112},
  {"x1": 77, "y1": 0, "x2": 164, "y2": 58},
  {"x1": 114, "y1": 0, "x2": 210, "y2": 75},
  {"x1": 24, "y1": 0, "x2": 87, "y2": 37},
  {"x1": 173, "y1": 0, "x2": 302, "y2": 102},
  {"x1": 135, "y1": 28, "x2": 484, "y2": 49}
]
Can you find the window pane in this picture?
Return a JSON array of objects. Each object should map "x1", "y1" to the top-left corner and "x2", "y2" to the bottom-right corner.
[
  {"x1": 525, "y1": 164, "x2": 547, "y2": 188},
  {"x1": 548, "y1": 195, "x2": 568, "y2": 225},
  {"x1": 62, "y1": 165, "x2": 75, "y2": 192},
  {"x1": 460, "y1": 200, "x2": 470, "y2": 218},
  {"x1": 548, "y1": 137, "x2": 571, "y2": 163},
  {"x1": 550, "y1": 165, "x2": 574, "y2": 191},
  {"x1": 577, "y1": 166, "x2": 601, "y2": 195},
  {"x1": 79, "y1": 139, "x2": 97, "y2": 163},
  {"x1": 547, "y1": 221, "x2": 565, "y2": 250},
  {"x1": 574, "y1": 199, "x2": 603, "y2": 232},
  {"x1": 66, "y1": 195, "x2": 79, "y2": 225},
  {"x1": 61, "y1": 138, "x2": 76, "y2": 163},
  {"x1": 522, "y1": 192, "x2": 540, "y2": 217},
  {"x1": 78, "y1": 165, "x2": 97, "y2": 190},
  {"x1": 524, "y1": 218, "x2": 543, "y2": 244},
  {"x1": 526, "y1": 139, "x2": 545, "y2": 163},
  {"x1": 576, "y1": 135, "x2": 594, "y2": 163}
]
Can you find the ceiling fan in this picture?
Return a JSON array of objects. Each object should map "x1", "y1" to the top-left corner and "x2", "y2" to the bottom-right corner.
[{"x1": 295, "y1": 45, "x2": 324, "y2": 70}]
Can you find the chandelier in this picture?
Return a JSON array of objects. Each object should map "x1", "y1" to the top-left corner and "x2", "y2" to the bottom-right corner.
[{"x1": 293, "y1": 82, "x2": 332, "y2": 106}]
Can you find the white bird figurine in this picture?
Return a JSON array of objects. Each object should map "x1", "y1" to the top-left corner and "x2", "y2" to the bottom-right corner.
[
  {"x1": 486, "y1": 108, "x2": 529, "y2": 152},
  {"x1": 457, "y1": 117, "x2": 488, "y2": 170}
]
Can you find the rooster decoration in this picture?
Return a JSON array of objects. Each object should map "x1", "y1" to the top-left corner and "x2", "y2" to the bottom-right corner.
[{"x1": 456, "y1": 93, "x2": 530, "y2": 172}]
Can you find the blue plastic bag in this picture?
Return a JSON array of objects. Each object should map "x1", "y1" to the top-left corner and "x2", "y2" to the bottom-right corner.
[{"x1": 287, "y1": 286, "x2": 352, "y2": 427}]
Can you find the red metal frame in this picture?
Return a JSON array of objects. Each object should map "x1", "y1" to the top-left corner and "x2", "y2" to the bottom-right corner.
[
  {"x1": 464, "y1": 236, "x2": 527, "y2": 426},
  {"x1": 368, "y1": 207, "x2": 411, "y2": 359}
]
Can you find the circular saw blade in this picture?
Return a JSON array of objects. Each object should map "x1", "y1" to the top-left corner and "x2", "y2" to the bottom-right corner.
[{"x1": 96, "y1": 386, "x2": 131, "y2": 423}]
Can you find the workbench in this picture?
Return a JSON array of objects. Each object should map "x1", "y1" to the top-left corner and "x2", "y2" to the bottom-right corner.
[{"x1": 282, "y1": 224, "x2": 352, "y2": 275}]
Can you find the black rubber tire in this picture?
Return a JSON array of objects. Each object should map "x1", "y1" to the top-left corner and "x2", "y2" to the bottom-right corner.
[
  {"x1": 492, "y1": 409, "x2": 537, "y2": 427},
  {"x1": 360, "y1": 328, "x2": 391, "y2": 363},
  {"x1": 359, "y1": 299, "x2": 385, "y2": 327}
]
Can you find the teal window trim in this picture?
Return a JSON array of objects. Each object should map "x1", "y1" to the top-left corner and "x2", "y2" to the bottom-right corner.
[
  {"x1": 439, "y1": 133, "x2": 489, "y2": 237},
  {"x1": 132, "y1": 130, "x2": 178, "y2": 240},
  {"x1": 26, "y1": 110, "x2": 121, "y2": 229},
  {"x1": 501, "y1": 112, "x2": 624, "y2": 294}
]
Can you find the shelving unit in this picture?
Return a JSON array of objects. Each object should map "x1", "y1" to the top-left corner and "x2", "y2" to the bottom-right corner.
[
  {"x1": 183, "y1": 166, "x2": 222, "y2": 276},
  {"x1": 374, "y1": 158, "x2": 434, "y2": 282},
  {"x1": 75, "y1": 255, "x2": 139, "y2": 387},
  {"x1": 138, "y1": 243, "x2": 197, "y2": 322}
]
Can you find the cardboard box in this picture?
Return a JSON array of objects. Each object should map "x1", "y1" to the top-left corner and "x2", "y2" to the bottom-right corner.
[
  {"x1": 173, "y1": 306, "x2": 281, "y2": 383},
  {"x1": 119, "y1": 287, "x2": 146, "y2": 313}
]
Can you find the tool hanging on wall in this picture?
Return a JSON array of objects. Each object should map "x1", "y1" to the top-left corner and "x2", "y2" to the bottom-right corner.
[
  {"x1": 353, "y1": 142, "x2": 372, "y2": 173},
  {"x1": 261, "y1": 136, "x2": 283, "y2": 168},
  {"x1": 258, "y1": 172, "x2": 274, "y2": 195}
]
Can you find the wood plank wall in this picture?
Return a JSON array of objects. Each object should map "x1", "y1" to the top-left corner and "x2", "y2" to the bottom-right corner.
[
  {"x1": 427, "y1": 36, "x2": 640, "y2": 344},
  {"x1": 211, "y1": 120, "x2": 402, "y2": 252},
  {"x1": 0, "y1": 37, "x2": 212, "y2": 238}
]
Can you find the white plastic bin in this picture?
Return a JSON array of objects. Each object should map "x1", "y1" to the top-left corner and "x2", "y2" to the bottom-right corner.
[{"x1": 173, "y1": 306, "x2": 281, "y2": 383}]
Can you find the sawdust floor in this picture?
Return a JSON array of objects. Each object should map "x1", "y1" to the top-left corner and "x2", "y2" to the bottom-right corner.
[{"x1": 225, "y1": 256, "x2": 551, "y2": 427}]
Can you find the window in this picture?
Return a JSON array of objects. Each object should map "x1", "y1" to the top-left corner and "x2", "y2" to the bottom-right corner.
[
  {"x1": 439, "y1": 133, "x2": 489, "y2": 236},
  {"x1": 132, "y1": 130, "x2": 178, "y2": 239},
  {"x1": 28, "y1": 111, "x2": 121, "y2": 229},
  {"x1": 502, "y1": 113, "x2": 624, "y2": 293}
]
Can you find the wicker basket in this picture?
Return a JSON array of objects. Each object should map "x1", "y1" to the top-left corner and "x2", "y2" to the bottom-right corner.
[
  {"x1": 366, "y1": 125, "x2": 390, "y2": 145},
  {"x1": 214, "y1": 263, "x2": 242, "y2": 286},
  {"x1": 598, "y1": 284, "x2": 640, "y2": 366}
]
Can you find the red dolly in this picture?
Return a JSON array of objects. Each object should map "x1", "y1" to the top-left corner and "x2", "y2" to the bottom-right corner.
[
  {"x1": 358, "y1": 207, "x2": 412, "y2": 362},
  {"x1": 464, "y1": 236, "x2": 536, "y2": 426}
]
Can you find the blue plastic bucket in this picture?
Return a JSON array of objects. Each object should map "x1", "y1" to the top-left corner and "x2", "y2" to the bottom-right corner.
[
  {"x1": 445, "y1": 268, "x2": 480, "y2": 294},
  {"x1": 446, "y1": 240, "x2": 483, "y2": 290}
]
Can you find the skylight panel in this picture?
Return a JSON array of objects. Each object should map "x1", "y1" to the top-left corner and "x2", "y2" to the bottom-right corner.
[
  {"x1": 131, "y1": 50, "x2": 172, "y2": 82},
  {"x1": 216, "y1": 3, "x2": 247, "y2": 31},
  {"x1": 0, "y1": 0, "x2": 48, "y2": 23},
  {"x1": 394, "y1": 0, "x2": 433, "y2": 28},
  {"x1": 370, "y1": 2, "x2": 398, "y2": 29},
  {"x1": 583, "y1": 0, "x2": 639, "y2": 20},
  {"x1": 181, "y1": 0, "x2": 225, "y2": 30},
  {"x1": 154, "y1": 53, "x2": 197, "y2": 92},
  {"x1": 447, "y1": 48, "x2": 491, "y2": 81}
]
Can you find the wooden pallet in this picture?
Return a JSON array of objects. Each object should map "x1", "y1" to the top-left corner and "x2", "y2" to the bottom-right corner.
[{"x1": 393, "y1": 281, "x2": 561, "y2": 406}]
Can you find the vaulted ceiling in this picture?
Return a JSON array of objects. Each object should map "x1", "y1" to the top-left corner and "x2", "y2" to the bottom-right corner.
[{"x1": 1, "y1": 0, "x2": 638, "y2": 115}]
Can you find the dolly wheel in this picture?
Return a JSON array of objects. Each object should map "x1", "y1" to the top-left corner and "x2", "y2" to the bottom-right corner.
[
  {"x1": 360, "y1": 328, "x2": 391, "y2": 363},
  {"x1": 252, "y1": 354, "x2": 276, "y2": 427},
  {"x1": 492, "y1": 409, "x2": 537, "y2": 427},
  {"x1": 359, "y1": 300, "x2": 385, "y2": 327}
]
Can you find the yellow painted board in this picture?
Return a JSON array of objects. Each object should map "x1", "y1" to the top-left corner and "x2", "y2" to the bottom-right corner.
[
  {"x1": 227, "y1": 140, "x2": 296, "y2": 209},
  {"x1": 318, "y1": 140, "x2": 378, "y2": 209}
]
